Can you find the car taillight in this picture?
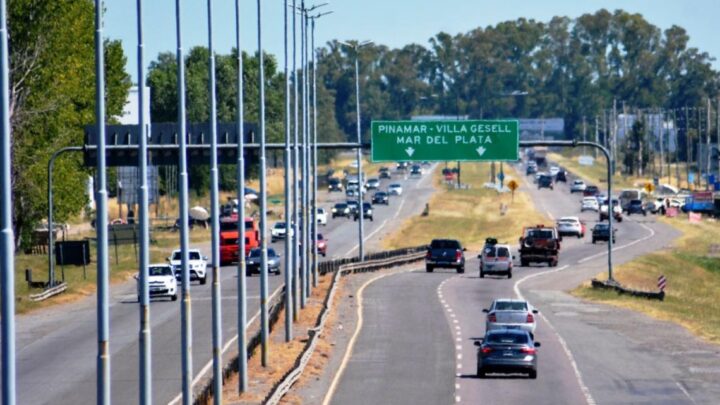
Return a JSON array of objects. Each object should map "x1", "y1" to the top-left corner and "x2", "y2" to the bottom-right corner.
[
  {"x1": 481, "y1": 347, "x2": 493, "y2": 354},
  {"x1": 488, "y1": 313, "x2": 497, "y2": 323},
  {"x1": 520, "y1": 346, "x2": 536, "y2": 355},
  {"x1": 455, "y1": 250, "x2": 462, "y2": 262},
  {"x1": 426, "y1": 251, "x2": 431, "y2": 259},
  {"x1": 526, "y1": 313, "x2": 534, "y2": 323}
]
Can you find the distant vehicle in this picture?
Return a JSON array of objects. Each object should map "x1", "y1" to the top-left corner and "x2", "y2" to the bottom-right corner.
[
  {"x1": 549, "y1": 166, "x2": 560, "y2": 176},
  {"x1": 327, "y1": 178, "x2": 343, "y2": 192},
  {"x1": 534, "y1": 154, "x2": 547, "y2": 167},
  {"x1": 388, "y1": 183, "x2": 403, "y2": 196},
  {"x1": 475, "y1": 329, "x2": 540, "y2": 379},
  {"x1": 526, "y1": 165, "x2": 537, "y2": 175},
  {"x1": 555, "y1": 170, "x2": 567, "y2": 182},
  {"x1": 537, "y1": 174, "x2": 554, "y2": 190},
  {"x1": 518, "y1": 225, "x2": 560, "y2": 267},
  {"x1": 345, "y1": 188, "x2": 359, "y2": 198},
  {"x1": 583, "y1": 185, "x2": 600, "y2": 197},
  {"x1": 169, "y1": 249, "x2": 208, "y2": 285},
  {"x1": 479, "y1": 241, "x2": 514, "y2": 279},
  {"x1": 353, "y1": 202, "x2": 374, "y2": 221},
  {"x1": 379, "y1": 167, "x2": 391, "y2": 179},
  {"x1": 681, "y1": 191, "x2": 715, "y2": 214},
  {"x1": 396, "y1": 162, "x2": 408, "y2": 171},
  {"x1": 556, "y1": 216, "x2": 585, "y2": 238},
  {"x1": 483, "y1": 298, "x2": 539, "y2": 336},
  {"x1": 346, "y1": 200, "x2": 360, "y2": 215},
  {"x1": 246, "y1": 247, "x2": 281, "y2": 276},
  {"x1": 619, "y1": 189, "x2": 647, "y2": 210},
  {"x1": 647, "y1": 197, "x2": 683, "y2": 214},
  {"x1": 624, "y1": 199, "x2": 647, "y2": 216},
  {"x1": 410, "y1": 165, "x2": 422, "y2": 177},
  {"x1": 592, "y1": 223, "x2": 616, "y2": 244},
  {"x1": 315, "y1": 233, "x2": 328, "y2": 257},
  {"x1": 570, "y1": 180, "x2": 587, "y2": 193},
  {"x1": 581, "y1": 197, "x2": 600, "y2": 212},
  {"x1": 331, "y1": 202, "x2": 350, "y2": 218},
  {"x1": 366, "y1": 178, "x2": 380, "y2": 190},
  {"x1": 219, "y1": 215, "x2": 259, "y2": 266},
  {"x1": 372, "y1": 191, "x2": 389, "y2": 205},
  {"x1": 316, "y1": 208, "x2": 328, "y2": 225},
  {"x1": 600, "y1": 198, "x2": 623, "y2": 222},
  {"x1": 426, "y1": 239, "x2": 466, "y2": 273},
  {"x1": 271, "y1": 221, "x2": 292, "y2": 242},
  {"x1": 137, "y1": 264, "x2": 178, "y2": 302}
]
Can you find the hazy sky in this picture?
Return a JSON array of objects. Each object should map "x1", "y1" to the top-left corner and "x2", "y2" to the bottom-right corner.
[{"x1": 105, "y1": 0, "x2": 720, "y2": 83}]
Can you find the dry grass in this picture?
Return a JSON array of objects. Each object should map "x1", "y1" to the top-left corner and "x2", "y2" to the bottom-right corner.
[
  {"x1": 572, "y1": 216, "x2": 720, "y2": 344},
  {"x1": 383, "y1": 162, "x2": 551, "y2": 251}
]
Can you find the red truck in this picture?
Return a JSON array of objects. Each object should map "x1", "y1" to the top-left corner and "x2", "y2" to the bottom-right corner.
[
  {"x1": 518, "y1": 225, "x2": 561, "y2": 267},
  {"x1": 219, "y1": 215, "x2": 259, "y2": 266}
]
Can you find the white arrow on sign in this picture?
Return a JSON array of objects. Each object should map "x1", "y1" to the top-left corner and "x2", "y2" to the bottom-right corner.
[
  {"x1": 405, "y1": 147, "x2": 415, "y2": 157},
  {"x1": 476, "y1": 146, "x2": 486, "y2": 156}
]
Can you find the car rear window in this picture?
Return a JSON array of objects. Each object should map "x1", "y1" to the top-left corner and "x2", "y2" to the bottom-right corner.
[
  {"x1": 486, "y1": 333, "x2": 529, "y2": 344},
  {"x1": 526, "y1": 229, "x2": 554, "y2": 239},
  {"x1": 494, "y1": 301, "x2": 528, "y2": 311},
  {"x1": 497, "y1": 247, "x2": 509, "y2": 257},
  {"x1": 431, "y1": 240, "x2": 461, "y2": 249}
]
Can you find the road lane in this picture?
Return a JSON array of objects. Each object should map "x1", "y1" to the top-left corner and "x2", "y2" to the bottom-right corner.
[{"x1": 13, "y1": 165, "x2": 438, "y2": 405}]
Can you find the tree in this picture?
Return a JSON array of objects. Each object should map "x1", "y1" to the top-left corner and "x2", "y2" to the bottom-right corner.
[{"x1": 9, "y1": 1, "x2": 131, "y2": 250}]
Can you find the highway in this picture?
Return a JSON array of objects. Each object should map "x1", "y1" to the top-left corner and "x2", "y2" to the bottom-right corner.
[
  {"x1": 12, "y1": 164, "x2": 436, "y2": 404},
  {"x1": 328, "y1": 163, "x2": 720, "y2": 404}
]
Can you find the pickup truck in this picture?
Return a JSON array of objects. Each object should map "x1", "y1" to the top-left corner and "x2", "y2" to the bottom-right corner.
[
  {"x1": 426, "y1": 239, "x2": 466, "y2": 273},
  {"x1": 518, "y1": 225, "x2": 560, "y2": 267}
]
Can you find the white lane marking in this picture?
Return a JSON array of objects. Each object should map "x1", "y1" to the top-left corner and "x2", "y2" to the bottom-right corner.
[
  {"x1": 393, "y1": 198, "x2": 406, "y2": 219},
  {"x1": 578, "y1": 221, "x2": 656, "y2": 264},
  {"x1": 345, "y1": 218, "x2": 389, "y2": 256},
  {"x1": 457, "y1": 354, "x2": 462, "y2": 360},
  {"x1": 675, "y1": 381, "x2": 696, "y2": 404},
  {"x1": 168, "y1": 285, "x2": 283, "y2": 405},
  {"x1": 456, "y1": 337, "x2": 462, "y2": 342},
  {"x1": 547, "y1": 210, "x2": 555, "y2": 221},
  {"x1": 514, "y1": 265, "x2": 596, "y2": 405},
  {"x1": 456, "y1": 396, "x2": 461, "y2": 403},
  {"x1": 457, "y1": 364, "x2": 462, "y2": 369},
  {"x1": 456, "y1": 345, "x2": 462, "y2": 350},
  {"x1": 455, "y1": 383, "x2": 460, "y2": 389},
  {"x1": 322, "y1": 267, "x2": 416, "y2": 405}
]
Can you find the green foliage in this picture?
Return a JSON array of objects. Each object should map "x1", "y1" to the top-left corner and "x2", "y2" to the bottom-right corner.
[{"x1": 9, "y1": 1, "x2": 131, "y2": 250}]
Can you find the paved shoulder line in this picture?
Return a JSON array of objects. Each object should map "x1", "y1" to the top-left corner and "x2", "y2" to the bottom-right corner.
[
  {"x1": 513, "y1": 265, "x2": 595, "y2": 405},
  {"x1": 578, "y1": 220, "x2": 656, "y2": 264},
  {"x1": 322, "y1": 268, "x2": 416, "y2": 405}
]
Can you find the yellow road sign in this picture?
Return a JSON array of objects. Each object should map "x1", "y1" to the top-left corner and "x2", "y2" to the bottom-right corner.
[{"x1": 508, "y1": 180, "x2": 519, "y2": 191}]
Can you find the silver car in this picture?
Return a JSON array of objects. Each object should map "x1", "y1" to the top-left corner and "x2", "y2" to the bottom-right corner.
[{"x1": 484, "y1": 299, "x2": 539, "y2": 336}]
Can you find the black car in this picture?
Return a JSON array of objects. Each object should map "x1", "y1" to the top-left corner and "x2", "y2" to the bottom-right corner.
[
  {"x1": 410, "y1": 165, "x2": 422, "y2": 177},
  {"x1": 353, "y1": 202, "x2": 373, "y2": 221},
  {"x1": 583, "y1": 185, "x2": 600, "y2": 197},
  {"x1": 537, "y1": 174, "x2": 554, "y2": 190},
  {"x1": 372, "y1": 191, "x2": 389, "y2": 205},
  {"x1": 592, "y1": 223, "x2": 616, "y2": 244},
  {"x1": 526, "y1": 165, "x2": 537, "y2": 175},
  {"x1": 245, "y1": 248, "x2": 281, "y2": 276},
  {"x1": 426, "y1": 239, "x2": 466, "y2": 273},
  {"x1": 555, "y1": 170, "x2": 567, "y2": 182},
  {"x1": 379, "y1": 170, "x2": 391, "y2": 179},
  {"x1": 331, "y1": 202, "x2": 350, "y2": 218},
  {"x1": 475, "y1": 329, "x2": 540, "y2": 379},
  {"x1": 327, "y1": 178, "x2": 343, "y2": 192},
  {"x1": 624, "y1": 199, "x2": 647, "y2": 216}
]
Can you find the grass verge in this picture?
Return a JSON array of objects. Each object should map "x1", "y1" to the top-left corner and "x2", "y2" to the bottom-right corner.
[
  {"x1": 572, "y1": 216, "x2": 720, "y2": 344},
  {"x1": 382, "y1": 162, "x2": 551, "y2": 251}
]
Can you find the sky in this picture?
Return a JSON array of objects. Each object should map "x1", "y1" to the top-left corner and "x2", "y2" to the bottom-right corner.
[{"x1": 105, "y1": 0, "x2": 720, "y2": 84}]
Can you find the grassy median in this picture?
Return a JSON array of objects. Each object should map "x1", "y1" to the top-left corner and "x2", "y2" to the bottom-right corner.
[
  {"x1": 572, "y1": 216, "x2": 720, "y2": 344},
  {"x1": 383, "y1": 162, "x2": 551, "y2": 252}
]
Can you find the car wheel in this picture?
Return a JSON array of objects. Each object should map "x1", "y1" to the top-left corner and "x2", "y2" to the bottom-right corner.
[
  {"x1": 137, "y1": 295, "x2": 141, "y2": 303},
  {"x1": 246, "y1": 272, "x2": 252, "y2": 277},
  {"x1": 592, "y1": 238, "x2": 596, "y2": 244},
  {"x1": 171, "y1": 294, "x2": 178, "y2": 302},
  {"x1": 457, "y1": 266, "x2": 465, "y2": 274},
  {"x1": 550, "y1": 260, "x2": 557, "y2": 267},
  {"x1": 577, "y1": 233, "x2": 582, "y2": 239},
  {"x1": 200, "y1": 276, "x2": 207, "y2": 285},
  {"x1": 521, "y1": 260, "x2": 529, "y2": 267},
  {"x1": 528, "y1": 369, "x2": 537, "y2": 379},
  {"x1": 426, "y1": 265, "x2": 434, "y2": 273},
  {"x1": 480, "y1": 270, "x2": 485, "y2": 278},
  {"x1": 477, "y1": 367, "x2": 485, "y2": 378},
  {"x1": 507, "y1": 270, "x2": 512, "y2": 279}
]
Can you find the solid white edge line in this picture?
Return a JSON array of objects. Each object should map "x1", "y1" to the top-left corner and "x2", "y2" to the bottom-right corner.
[
  {"x1": 321, "y1": 268, "x2": 415, "y2": 405},
  {"x1": 345, "y1": 218, "x2": 389, "y2": 256},
  {"x1": 514, "y1": 265, "x2": 596, "y2": 405},
  {"x1": 675, "y1": 380, "x2": 697, "y2": 404},
  {"x1": 578, "y1": 220, "x2": 656, "y2": 264}
]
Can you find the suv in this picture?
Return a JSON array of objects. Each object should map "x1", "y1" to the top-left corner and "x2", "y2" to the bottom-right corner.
[
  {"x1": 426, "y1": 239, "x2": 466, "y2": 273},
  {"x1": 328, "y1": 178, "x2": 343, "y2": 192},
  {"x1": 479, "y1": 238, "x2": 513, "y2": 279},
  {"x1": 353, "y1": 202, "x2": 374, "y2": 221},
  {"x1": 518, "y1": 225, "x2": 560, "y2": 267},
  {"x1": 372, "y1": 191, "x2": 389, "y2": 205},
  {"x1": 537, "y1": 174, "x2": 554, "y2": 190},
  {"x1": 623, "y1": 199, "x2": 647, "y2": 216},
  {"x1": 168, "y1": 249, "x2": 208, "y2": 285},
  {"x1": 137, "y1": 264, "x2": 178, "y2": 302}
]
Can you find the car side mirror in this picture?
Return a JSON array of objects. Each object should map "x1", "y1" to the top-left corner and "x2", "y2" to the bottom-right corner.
[
  {"x1": 133, "y1": 274, "x2": 139, "y2": 280},
  {"x1": 203, "y1": 256, "x2": 208, "y2": 261},
  {"x1": 473, "y1": 341, "x2": 481, "y2": 347},
  {"x1": 532, "y1": 309, "x2": 538, "y2": 314},
  {"x1": 462, "y1": 247, "x2": 467, "y2": 251},
  {"x1": 534, "y1": 342, "x2": 541, "y2": 347},
  {"x1": 166, "y1": 257, "x2": 170, "y2": 262},
  {"x1": 482, "y1": 308, "x2": 489, "y2": 313}
]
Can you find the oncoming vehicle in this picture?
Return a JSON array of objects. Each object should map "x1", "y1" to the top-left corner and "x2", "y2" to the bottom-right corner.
[
  {"x1": 219, "y1": 215, "x2": 259, "y2": 266},
  {"x1": 366, "y1": 178, "x2": 381, "y2": 190},
  {"x1": 332, "y1": 202, "x2": 350, "y2": 218},
  {"x1": 327, "y1": 178, "x2": 343, "y2": 192},
  {"x1": 388, "y1": 183, "x2": 403, "y2": 196},
  {"x1": 353, "y1": 202, "x2": 374, "y2": 221},
  {"x1": 271, "y1": 221, "x2": 291, "y2": 242},
  {"x1": 315, "y1": 233, "x2": 328, "y2": 257},
  {"x1": 426, "y1": 239, "x2": 466, "y2": 273},
  {"x1": 518, "y1": 225, "x2": 560, "y2": 267},
  {"x1": 483, "y1": 298, "x2": 539, "y2": 336},
  {"x1": 600, "y1": 198, "x2": 623, "y2": 222},
  {"x1": 137, "y1": 264, "x2": 178, "y2": 302},
  {"x1": 316, "y1": 208, "x2": 328, "y2": 225},
  {"x1": 479, "y1": 241, "x2": 514, "y2": 278},
  {"x1": 583, "y1": 185, "x2": 600, "y2": 197},
  {"x1": 410, "y1": 165, "x2": 422, "y2": 177},
  {"x1": 245, "y1": 247, "x2": 281, "y2": 276},
  {"x1": 169, "y1": 249, "x2": 208, "y2": 285},
  {"x1": 537, "y1": 174, "x2": 554, "y2": 190},
  {"x1": 475, "y1": 329, "x2": 540, "y2": 379},
  {"x1": 372, "y1": 191, "x2": 390, "y2": 205}
]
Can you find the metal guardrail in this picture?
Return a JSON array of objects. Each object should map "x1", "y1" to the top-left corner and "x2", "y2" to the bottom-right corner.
[
  {"x1": 591, "y1": 278, "x2": 665, "y2": 301},
  {"x1": 29, "y1": 282, "x2": 67, "y2": 302},
  {"x1": 264, "y1": 248, "x2": 427, "y2": 405}
]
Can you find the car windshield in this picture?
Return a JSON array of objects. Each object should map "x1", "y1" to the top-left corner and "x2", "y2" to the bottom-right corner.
[
  {"x1": 494, "y1": 301, "x2": 528, "y2": 311},
  {"x1": 274, "y1": 222, "x2": 286, "y2": 229},
  {"x1": 485, "y1": 333, "x2": 529, "y2": 344},
  {"x1": 172, "y1": 251, "x2": 201, "y2": 261},
  {"x1": 249, "y1": 249, "x2": 261, "y2": 257},
  {"x1": 149, "y1": 266, "x2": 173, "y2": 276},
  {"x1": 595, "y1": 224, "x2": 609, "y2": 230},
  {"x1": 484, "y1": 247, "x2": 509, "y2": 257},
  {"x1": 631, "y1": 200, "x2": 642, "y2": 205},
  {"x1": 430, "y1": 240, "x2": 460, "y2": 249},
  {"x1": 390, "y1": 184, "x2": 400, "y2": 188},
  {"x1": 335, "y1": 203, "x2": 347, "y2": 209}
]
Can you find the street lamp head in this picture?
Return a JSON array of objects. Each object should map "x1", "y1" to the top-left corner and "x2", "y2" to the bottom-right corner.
[
  {"x1": 338, "y1": 40, "x2": 373, "y2": 50},
  {"x1": 311, "y1": 10, "x2": 333, "y2": 19}
]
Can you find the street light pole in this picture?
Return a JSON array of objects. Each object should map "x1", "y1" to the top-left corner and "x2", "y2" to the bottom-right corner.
[{"x1": 283, "y1": 0, "x2": 293, "y2": 343}]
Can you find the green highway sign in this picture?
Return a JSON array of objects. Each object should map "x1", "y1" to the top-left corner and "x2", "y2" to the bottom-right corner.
[{"x1": 371, "y1": 120, "x2": 519, "y2": 162}]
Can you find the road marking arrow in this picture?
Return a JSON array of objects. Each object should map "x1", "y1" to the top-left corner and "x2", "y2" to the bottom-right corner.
[
  {"x1": 476, "y1": 146, "x2": 486, "y2": 156},
  {"x1": 405, "y1": 147, "x2": 415, "y2": 157}
]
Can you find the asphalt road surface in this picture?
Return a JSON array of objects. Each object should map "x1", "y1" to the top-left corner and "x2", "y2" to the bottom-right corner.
[
  {"x1": 11, "y1": 164, "x2": 436, "y2": 405},
  {"x1": 329, "y1": 163, "x2": 720, "y2": 404}
]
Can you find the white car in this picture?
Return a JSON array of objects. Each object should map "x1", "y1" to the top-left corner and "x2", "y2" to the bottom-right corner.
[
  {"x1": 168, "y1": 249, "x2": 208, "y2": 285},
  {"x1": 137, "y1": 264, "x2": 178, "y2": 302},
  {"x1": 570, "y1": 180, "x2": 587, "y2": 193},
  {"x1": 581, "y1": 197, "x2": 599, "y2": 212},
  {"x1": 484, "y1": 299, "x2": 538, "y2": 336},
  {"x1": 479, "y1": 243, "x2": 513, "y2": 278},
  {"x1": 556, "y1": 216, "x2": 585, "y2": 238},
  {"x1": 549, "y1": 166, "x2": 560, "y2": 176},
  {"x1": 388, "y1": 183, "x2": 403, "y2": 196},
  {"x1": 271, "y1": 221, "x2": 292, "y2": 242},
  {"x1": 316, "y1": 208, "x2": 328, "y2": 226}
]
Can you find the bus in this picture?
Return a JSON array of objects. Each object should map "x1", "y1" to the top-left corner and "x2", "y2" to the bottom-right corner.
[
  {"x1": 219, "y1": 215, "x2": 259, "y2": 266},
  {"x1": 619, "y1": 189, "x2": 647, "y2": 210}
]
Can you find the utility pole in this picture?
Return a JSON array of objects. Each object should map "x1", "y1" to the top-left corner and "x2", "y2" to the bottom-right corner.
[
  {"x1": 659, "y1": 108, "x2": 665, "y2": 181},
  {"x1": 717, "y1": 95, "x2": 720, "y2": 186},
  {"x1": 612, "y1": 99, "x2": 617, "y2": 174},
  {"x1": 594, "y1": 116, "x2": 599, "y2": 159},
  {"x1": 685, "y1": 106, "x2": 690, "y2": 189},
  {"x1": 282, "y1": 0, "x2": 293, "y2": 343},
  {"x1": 707, "y1": 97, "x2": 712, "y2": 190}
]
